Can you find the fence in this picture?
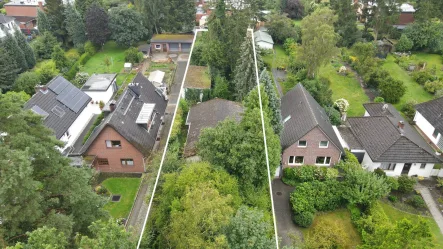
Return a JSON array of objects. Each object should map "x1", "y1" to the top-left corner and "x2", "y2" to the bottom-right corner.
[{"x1": 430, "y1": 169, "x2": 443, "y2": 177}]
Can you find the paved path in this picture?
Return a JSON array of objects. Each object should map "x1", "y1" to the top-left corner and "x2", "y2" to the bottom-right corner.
[
  {"x1": 416, "y1": 183, "x2": 443, "y2": 235},
  {"x1": 272, "y1": 179, "x2": 302, "y2": 247},
  {"x1": 271, "y1": 69, "x2": 285, "y2": 97}
]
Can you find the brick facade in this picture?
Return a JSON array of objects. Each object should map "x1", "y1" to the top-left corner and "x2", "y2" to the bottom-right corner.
[
  {"x1": 5, "y1": 3, "x2": 43, "y2": 18},
  {"x1": 397, "y1": 12, "x2": 414, "y2": 25},
  {"x1": 85, "y1": 126, "x2": 145, "y2": 173},
  {"x1": 282, "y1": 127, "x2": 342, "y2": 169}
]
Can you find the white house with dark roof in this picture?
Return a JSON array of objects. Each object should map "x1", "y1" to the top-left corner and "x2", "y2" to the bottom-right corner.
[
  {"x1": 81, "y1": 73, "x2": 117, "y2": 113},
  {"x1": 414, "y1": 97, "x2": 443, "y2": 150},
  {"x1": 337, "y1": 103, "x2": 442, "y2": 177},
  {"x1": 0, "y1": 14, "x2": 18, "y2": 38},
  {"x1": 24, "y1": 76, "x2": 94, "y2": 153}
]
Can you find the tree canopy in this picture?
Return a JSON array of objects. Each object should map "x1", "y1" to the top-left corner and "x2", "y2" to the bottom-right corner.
[{"x1": 109, "y1": 6, "x2": 150, "y2": 47}]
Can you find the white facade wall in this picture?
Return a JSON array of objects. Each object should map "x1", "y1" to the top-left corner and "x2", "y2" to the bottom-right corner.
[
  {"x1": 60, "y1": 103, "x2": 94, "y2": 150},
  {"x1": 257, "y1": 41, "x2": 273, "y2": 50},
  {"x1": 360, "y1": 151, "x2": 434, "y2": 177},
  {"x1": 414, "y1": 111, "x2": 441, "y2": 146},
  {"x1": 83, "y1": 85, "x2": 115, "y2": 104},
  {"x1": 0, "y1": 21, "x2": 18, "y2": 38},
  {"x1": 364, "y1": 111, "x2": 369, "y2": 117}
]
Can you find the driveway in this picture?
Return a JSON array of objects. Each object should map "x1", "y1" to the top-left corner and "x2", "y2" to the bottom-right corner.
[
  {"x1": 272, "y1": 179, "x2": 302, "y2": 247},
  {"x1": 169, "y1": 60, "x2": 187, "y2": 106}
]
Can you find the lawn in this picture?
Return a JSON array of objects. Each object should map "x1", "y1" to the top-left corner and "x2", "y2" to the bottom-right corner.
[
  {"x1": 300, "y1": 208, "x2": 362, "y2": 248},
  {"x1": 102, "y1": 177, "x2": 141, "y2": 219},
  {"x1": 83, "y1": 41, "x2": 126, "y2": 75},
  {"x1": 115, "y1": 72, "x2": 137, "y2": 87},
  {"x1": 380, "y1": 201, "x2": 443, "y2": 247},
  {"x1": 412, "y1": 53, "x2": 443, "y2": 77},
  {"x1": 293, "y1": 20, "x2": 302, "y2": 27},
  {"x1": 319, "y1": 63, "x2": 368, "y2": 117},
  {"x1": 263, "y1": 45, "x2": 288, "y2": 69},
  {"x1": 382, "y1": 54, "x2": 433, "y2": 109}
]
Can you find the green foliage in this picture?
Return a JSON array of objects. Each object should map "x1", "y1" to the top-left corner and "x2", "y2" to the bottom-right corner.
[
  {"x1": 7, "y1": 226, "x2": 68, "y2": 249},
  {"x1": 76, "y1": 219, "x2": 135, "y2": 248},
  {"x1": 51, "y1": 45, "x2": 69, "y2": 71},
  {"x1": 330, "y1": 0, "x2": 360, "y2": 47},
  {"x1": 407, "y1": 195, "x2": 426, "y2": 209},
  {"x1": 109, "y1": 6, "x2": 150, "y2": 47},
  {"x1": 266, "y1": 14, "x2": 299, "y2": 44},
  {"x1": 190, "y1": 35, "x2": 207, "y2": 66},
  {"x1": 373, "y1": 168, "x2": 387, "y2": 178},
  {"x1": 374, "y1": 97, "x2": 384, "y2": 103},
  {"x1": 2, "y1": 33, "x2": 27, "y2": 72},
  {"x1": 351, "y1": 42, "x2": 378, "y2": 77},
  {"x1": 0, "y1": 47, "x2": 20, "y2": 91},
  {"x1": 45, "y1": 0, "x2": 67, "y2": 43},
  {"x1": 35, "y1": 60, "x2": 60, "y2": 84},
  {"x1": 364, "y1": 69, "x2": 389, "y2": 89},
  {"x1": 75, "y1": 0, "x2": 103, "y2": 16},
  {"x1": 83, "y1": 113, "x2": 105, "y2": 144},
  {"x1": 73, "y1": 72, "x2": 90, "y2": 88},
  {"x1": 379, "y1": 77, "x2": 406, "y2": 103},
  {"x1": 396, "y1": 34, "x2": 413, "y2": 52},
  {"x1": 343, "y1": 169, "x2": 390, "y2": 207},
  {"x1": 401, "y1": 100, "x2": 418, "y2": 121},
  {"x1": 85, "y1": 3, "x2": 110, "y2": 46},
  {"x1": 65, "y1": 3, "x2": 87, "y2": 49},
  {"x1": 37, "y1": 9, "x2": 50, "y2": 33},
  {"x1": 397, "y1": 175, "x2": 416, "y2": 193},
  {"x1": 79, "y1": 52, "x2": 92, "y2": 65},
  {"x1": 424, "y1": 80, "x2": 443, "y2": 94},
  {"x1": 299, "y1": 7, "x2": 339, "y2": 78},
  {"x1": 386, "y1": 177, "x2": 399, "y2": 191},
  {"x1": 260, "y1": 69, "x2": 283, "y2": 135},
  {"x1": 13, "y1": 72, "x2": 41, "y2": 95},
  {"x1": 411, "y1": 70, "x2": 436, "y2": 85},
  {"x1": 84, "y1": 41, "x2": 97, "y2": 55},
  {"x1": 404, "y1": 21, "x2": 443, "y2": 53},
  {"x1": 301, "y1": 77, "x2": 333, "y2": 107},
  {"x1": 32, "y1": 32, "x2": 59, "y2": 60},
  {"x1": 303, "y1": 218, "x2": 353, "y2": 249},
  {"x1": 212, "y1": 75, "x2": 230, "y2": 99},
  {"x1": 14, "y1": 30, "x2": 36, "y2": 69},
  {"x1": 388, "y1": 195, "x2": 398, "y2": 202},
  {"x1": 124, "y1": 47, "x2": 144, "y2": 64},
  {"x1": 158, "y1": 0, "x2": 195, "y2": 32},
  {"x1": 324, "y1": 106, "x2": 341, "y2": 125},
  {"x1": 283, "y1": 166, "x2": 339, "y2": 185},
  {"x1": 282, "y1": 0, "x2": 304, "y2": 19},
  {"x1": 225, "y1": 206, "x2": 275, "y2": 249},
  {"x1": 435, "y1": 89, "x2": 443, "y2": 98},
  {"x1": 293, "y1": 211, "x2": 314, "y2": 228}
]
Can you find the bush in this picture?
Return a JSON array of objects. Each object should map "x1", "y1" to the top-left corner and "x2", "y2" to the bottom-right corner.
[
  {"x1": 435, "y1": 89, "x2": 443, "y2": 98},
  {"x1": 401, "y1": 100, "x2": 418, "y2": 121},
  {"x1": 345, "y1": 149, "x2": 359, "y2": 164},
  {"x1": 95, "y1": 185, "x2": 109, "y2": 196},
  {"x1": 84, "y1": 41, "x2": 97, "y2": 55},
  {"x1": 411, "y1": 70, "x2": 435, "y2": 85},
  {"x1": 124, "y1": 47, "x2": 144, "y2": 64},
  {"x1": 13, "y1": 72, "x2": 41, "y2": 95},
  {"x1": 283, "y1": 166, "x2": 339, "y2": 184},
  {"x1": 407, "y1": 195, "x2": 426, "y2": 208},
  {"x1": 398, "y1": 175, "x2": 416, "y2": 193},
  {"x1": 364, "y1": 68, "x2": 389, "y2": 89},
  {"x1": 396, "y1": 34, "x2": 413, "y2": 52},
  {"x1": 293, "y1": 211, "x2": 314, "y2": 228},
  {"x1": 388, "y1": 195, "x2": 398, "y2": 202},
  {"x1": 374, "y1": 168, "x2": 386, "y2": 178},
  {"x1": 78, "y1": 52, "x2": 92, "y2": 65},
  {"x1": 424, "y1": 80, "x2": 443, "y2": 94},
  {"x1": 73, "y1": 72, "x2": 90, "y2": 88},
  {"x1": 386, "y1": 177, "x2": 399, "y2": 191},
  {"x1": 64, "y1": 61, "x2": 80, "y2": 80},
  {"x1": 374, "y1": 97, "x2": 384, "y2": 103},
  {"x1": 35, "y1": 60, "x2": 60, "y2": 84},
  {"x1": 324, "y1": 106, "x2": 341, "y2": 125},
  {"x1": 379, "y1": 77, "x2": 406, "y2": 103}
]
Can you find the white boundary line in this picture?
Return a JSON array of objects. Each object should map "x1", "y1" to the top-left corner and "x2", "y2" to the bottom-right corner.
[
  {"x1": 136, "y1": 30, "x2": 202, "y2": 248},
  {"x1": 249, "y1": 28, "x2": 279, "y2": 249}
]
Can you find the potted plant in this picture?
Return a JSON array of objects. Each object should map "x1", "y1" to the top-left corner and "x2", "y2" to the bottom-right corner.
[{"x1": 99, "y1": 101, "x2": 105, "y2": 110}]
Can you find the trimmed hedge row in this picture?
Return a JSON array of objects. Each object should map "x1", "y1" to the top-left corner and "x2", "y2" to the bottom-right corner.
[
  {"x1": 65, "y1": 52, "x2": 92, "y2": 80},
  {"x1": 283, "y1": 165, "x2": 338, "y2": 185}
]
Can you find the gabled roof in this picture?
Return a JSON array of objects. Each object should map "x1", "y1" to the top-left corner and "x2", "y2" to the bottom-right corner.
[
  {"x1": 81, "y1": 74, "x2": 116, "y2": 91},
  {"x1": 24, "y1": 76, "x2": 91, "y2": 139},
  {"x1": 346, "y1": 103, "x2": 441, "y2": 163},
  {"x1": 415, "y1": 97, "x2": 443, "y2": 135},
  {"x1": 184, "y1": 98, "x2": 243, "y2": 157},
  {"x1": 0, "y1": 14, "x2": 15, "y2": 24},
  {"x1": 150, "y1": 34, "x2": 194, "y2": 43},
  {"x1": 80, "y1": 73, "x2": 167, "y2": 155},
  {"x1": 254, "y1": 30, "x2": 274, "y2": 44},
  {"x1": 280, "y1": 83, "x2": 344, "y2": 153}
]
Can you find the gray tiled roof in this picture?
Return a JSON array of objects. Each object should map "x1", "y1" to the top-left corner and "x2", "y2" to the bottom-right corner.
[
  {"x1": 415, "y1": 97, "x2": 443, "y2": 135},
  {"x1": 0, "y1": 14, "x2": 15, "y2": 24},
  {"x1": 24, "y1": 76, "x2": 91, "y2": 139},
  {"x1": 254, "y1": 30, "x2": 274, "y2": 44},
  {"x1": 280, "y1": 83, "x2": 344, "y2": 153},
  {"x1": 337, "y1": 126, "x2": 363, "y2": 150},
  {"x1": 363, "y1": 103, "x2": 394, "y2": 117},
  {"x1": 81, "y1": 74, "x2": 116, "y2": 91},
  {"x1": 347, "y1": 103, "x2": 441, "y2": 163},
  {"x1": 80, "y1": 73, "x2": 167, "y2": 155},
  {"x1": 184, "y1": 98, "x2": 243, "y2": 156}
]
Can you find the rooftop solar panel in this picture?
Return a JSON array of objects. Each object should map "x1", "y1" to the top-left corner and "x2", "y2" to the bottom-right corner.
[
  {"x1": 72, "y1": 94, "x2": 90, "y2": 113},
  {"x1": 48, "y1": 77, "x2": 70, "y2": 94}
]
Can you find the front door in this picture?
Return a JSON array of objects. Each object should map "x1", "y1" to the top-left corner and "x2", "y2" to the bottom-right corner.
[
  {"x1": 402, "y1": 163, "x2": 412, "y2": 175},
  {"x1": 162, "y1": 44, "x2": 167, "y2": 52}
]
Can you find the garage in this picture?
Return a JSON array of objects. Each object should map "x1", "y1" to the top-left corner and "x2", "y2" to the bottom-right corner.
[
  {"x1": 181, "y1": 43, "x2": 192, "y2": 52},
  {"x1": 169, "y1": 43, "x2": 179, "y2": 52}
]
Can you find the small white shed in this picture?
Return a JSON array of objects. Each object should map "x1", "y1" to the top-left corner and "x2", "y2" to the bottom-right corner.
[
  {"x1": 148, "y1": 70, "x2": 165, "y2": 88},
  {"x1": 124, "y1": 63, "x2": 132, "y2": 72}
]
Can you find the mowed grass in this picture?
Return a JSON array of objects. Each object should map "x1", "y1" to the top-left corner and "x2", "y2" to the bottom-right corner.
[
  {"x1": 412, "y1": 53, "x2": 443, "y2": 77},
  {"x1": 102, "y1": 177, "x2": 141, "y2": 219},
  {"x1": 319, "y1": 63, "x2": 368, "y2": 117},
  {"x1": 83, "y1": 41, "x2": 126, "y2": 75},
  {"x1": 380, "y1": 201, "x2": 443, "y2": 247},
  {"x1": 300, "y1": 208, "x2": 362, "y2": 248},
  {"x1": 263, "y1": 45, "x2": 288, "y2": 69},
  {"x1": 382, "y1": 54, "x2": 433, "y2": 109}
]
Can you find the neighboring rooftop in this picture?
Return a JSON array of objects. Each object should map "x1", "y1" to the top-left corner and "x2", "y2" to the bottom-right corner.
[
  {"x1": 81, "y1": 74, "x2": 117, "y2": 91},
  {"x1": 254, "y1": 30, "x2": 274, "y2": 44},
  {"x1": 184, "y1": 65, "x2": 211, "y2": 89},
  {"x1": 400, "y1": 3, "x2": 415, "y2": 12},
  {"x1": 150, "y1": 34, "x2": 194, "y2": 43},
  {"x1": 184, "y1": 98, "x2": 243, "y2": 156},
  {"x1": 363, "y1": 103, "x2": 393, "y2": 117},
  {"x1": 148, "y1": 70, "x2": 165, "y2": 85},
  {"x1": 0, "y1": 14, "x2": 15, "y2": 24},
  {"x1": 79, "y1": 73, "x2": 168, "y2": 155},
  {"x1": 415, "y1": 97, "x2": 443, "y2": 135},
  {"x1": 4, "y1": 0, "x2": 44, "y2": 6},
  {"x1": 346, "y1": 103, "x2": 440, "y2": 163},
  {"x1": 24, "y1": 76, "x2": 91, "y2": 139},
  {"x1": 280, "y1": 83, "x2": 344, "y2": 152}
]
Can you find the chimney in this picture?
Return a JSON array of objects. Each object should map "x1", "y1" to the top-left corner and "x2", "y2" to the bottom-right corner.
[
  {"x1": 35, "y1": 84, "x2": 48, "y2": 94},
  {"x1": 38, "y1": 1, "x2": 43, "y2": 9},
  {"x1": 109, "y1": 103, "x2": 116, "y2": 112},
  {"x1": 398, "y1": 120, "x2": 405, "y2": 129}
]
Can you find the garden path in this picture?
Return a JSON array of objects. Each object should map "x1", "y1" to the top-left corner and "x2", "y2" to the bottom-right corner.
[
  {"x1": 343, "y1": 62, "x2": 376, "y2": 101},
  {"x1": 415, "y1": 183, "x2": 443, "y2": 235}
]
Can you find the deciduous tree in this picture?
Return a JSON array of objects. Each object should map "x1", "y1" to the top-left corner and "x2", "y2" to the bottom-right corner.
[
  {"x1": 13, "y1": 72, "x2": 41, "y2": 95},
  {"x1": 35, "y1": 60, "x2": 59, "y2": 84},
  {"x1": 85, "y1": 3, "x2": 110, "y2": 46},
  {"x1": 161, "y1": 0, "x2": 195, "y2": 32},
  {"x1": 51, "y1": 45, "x2": 69, "y2": 71},
  {"x1": 343, "y1": 169, "x2": 390, "y2": 207},
  {"x1": 266, "y1": 14, "x2": 300, "y2": 44},
  {"x1": 379, "y1": 77, "x2": 406, "y2": 103},
  {"x1": 7, "y1": 226, "x2": 68, "y2": 249},
  {"x1": 284, "y1": 0, "x2": 304, "y2": 19},
  {"x1": 76, "y1": 220, "x2": 135, "y2": 248},
  {"x1": 109, "y1": 6, "x2": 150, "y2": 47}
]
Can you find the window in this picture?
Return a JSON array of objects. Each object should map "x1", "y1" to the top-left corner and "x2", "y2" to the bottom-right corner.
[
  {"x1": 420, "y1": 163, "x2": 426, "y2": 169},
  {"x1": 97, "y1": 158, "x2": 109, "y2": 165},
  {"x1": 315, "y1": 156, "x2": 331, "y2": 165},
  {"x1": 289, "y1": 156, "x2": 294, "y2": 164},
  {"x1": 155, "y1": 44, "x2": 161, "y2": 49},
  {"x1": 288, "y1": 156, "x2": 304, "y2": 165},
  {"x1": 106, "y1": 140, "x2": 121, "y2": 148},
  {"x1": 381, "y1": 163, "x2": 396, "y2": 171},
  {"x1": 65, "y1": 130, "x2": 71, "y2": 138},
  {"x1": 433, "y1": 129, "x2": 439, "y2": 138},
  {"x1": 298, "y1": 140, "x2": 307, "y2": 147},
  {"x1": 121, "y1": 159, "x2": 134, "y2": 166},
  {"x1": 319, "y1": 141, "x2": 329, "y2": 148}
]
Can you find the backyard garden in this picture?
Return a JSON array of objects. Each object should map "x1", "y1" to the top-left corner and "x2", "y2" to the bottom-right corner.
[{"x1": 99, "y1": 177, "x2": 142, "y2": 219}]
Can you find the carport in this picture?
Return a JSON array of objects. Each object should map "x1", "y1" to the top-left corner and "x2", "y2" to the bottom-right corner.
[{"x1": 150, "y1": 34, "x2": 194, "y2": 53}]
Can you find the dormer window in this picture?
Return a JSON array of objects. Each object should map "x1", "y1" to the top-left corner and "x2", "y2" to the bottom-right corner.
[
  {"x1": 432, "y1": 129, "x2": 439, "y2": 138},
  {"x1": 136, "y1": 103, "x2": 156, "y2": 131}
]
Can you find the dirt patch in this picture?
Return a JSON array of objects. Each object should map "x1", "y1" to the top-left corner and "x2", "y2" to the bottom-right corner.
[{"x1": 343, "y1": 62, "x2": 377, "y2": 101}]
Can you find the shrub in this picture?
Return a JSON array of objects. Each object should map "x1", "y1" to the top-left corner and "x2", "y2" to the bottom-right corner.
[
  {"x1": 364, "y1": 68, "x2": 389, "y2": 89},
  {"x1": 293, "y1": 211, "x2": 314, "y2": 228},
  {"x1": 407, "y1": 195, "x2": 426, "y2": 208},
  {"x1": 35, "y1": 60, "x2": 60, "y2": 84},
  {"x1": 73, "y1": 72, "x2": 90, "y2": 88},
  {"x1": 386, "y1": 177, "x2": 399, "y2": 191},
  {"x1": 398, "y1": 175, "x2": 416, "y2": 193},
  {"x1": 388, "y1": 195, "x2": 398, "y2": 202},
  {"x1": 290, "y1": 180, "x2": 343, "y2": 214},
  {"x1": 124, "y1": 47, "x2": 144, "y2": 64},
  {"x1": 424, "y1": 80, "x2": 443, "y2": 94},
  {"x1": 345, "y1": 149, "x2": 359, "y2": 164},
  {"x1": 283, "y1": 166, "x2": 339, "y2": 184},
  {"x1": 13, "y1": 72, "x2": 41, "y2": 95},
  {"x1": 379, "y1": 77, "x2": 406, "y2": 103},
  {"x1": 411, "y1": 70, "x2": 435, "y2": 85},
  {"x1": 84, "y1": 41, "x2": 97, "y2": 55},
  {"x1": 64, "y1": 61, "x2": 80, "y2": 80},
  {"x1": 396, "y1": 34, "x2": 413, "y2": 52},
  {"x1": 401, "y1": 100, "x2": 418, "y2": 121},
  {"x1": 78, "y1": 52, "x2": 92, "y2": 65},
  {"x1": 374, "y1": 168, "x2": 386, "y2": 178},
  {"x1": 435, "y1": 89, "x2": 443, "y2": 98},
  {"x1": 95, "y1": 185, "x2": 109, "y2": 196},
  {"x1": 374, "y1": 97, "x2": 384, "y2": 103},
  {"x1": 324, "y1": 106, "x2": 341, "y2": 125}
]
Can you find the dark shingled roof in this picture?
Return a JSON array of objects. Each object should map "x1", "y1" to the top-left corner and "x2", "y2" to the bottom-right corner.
[
  {"x1": 415, "y1": 97, "x2": 443, "y2": 135},
  {"x1": 363, "y1": 103, "x2": 394, "y2": 117},
  {"x1": 79, "y1": 73, "x2": 168, "y2": 155},
  {"x1": 0, "y1": 14, "x2": 15, "y2": 24},
  {"x1": 24, "y1": 76, "x2": 91, "y2": 139},
  {"x1": 337, "y1": 126, "x2": 363, "y2": 150},
  {"x1": 184, "y1": 98, "x2": 243, "y2": 157},
  {"x1": 280, "y1": 83, "x2": 344, "y2": 153},
  {"x1": 347, "y1": 103, "x2": 441, "y2": 163}
]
